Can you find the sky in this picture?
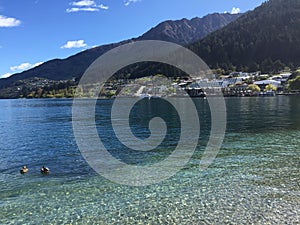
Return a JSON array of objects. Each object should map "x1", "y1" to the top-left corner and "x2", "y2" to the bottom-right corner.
[{"x1": 0, "y1": 0, "x2": 266, "y2": 79}]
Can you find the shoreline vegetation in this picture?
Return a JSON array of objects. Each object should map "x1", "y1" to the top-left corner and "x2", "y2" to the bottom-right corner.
[{"x1": 1, "y1": 70, "x2": 300, "y2": 99}]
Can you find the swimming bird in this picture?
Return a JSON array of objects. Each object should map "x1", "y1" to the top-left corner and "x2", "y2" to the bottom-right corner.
[
  {"x1": 20, "y1": 166, "x2": 28, "y2": 174},
  {"x1": 41, "y1": 166, "x2": 50, "y2": 175}
]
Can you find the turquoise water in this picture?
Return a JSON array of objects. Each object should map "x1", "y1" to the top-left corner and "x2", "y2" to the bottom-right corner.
[{"x1": 0, "y1": 97, "x2": 299, "y2": 224}]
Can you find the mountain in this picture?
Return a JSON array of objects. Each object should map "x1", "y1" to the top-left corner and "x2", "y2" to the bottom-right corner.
[
  {"x1": 189, "y1": 0, "x2": 300, "y2": 73},
  {"x1": 139, "y1": 13, "x2": 241, "y2": 45},
  {"x1": 0, "y1": 40, "x2": 134, "y2": 88},
  {"x1": 0, "y1": 13, "x2": 241, "y2": 89}
]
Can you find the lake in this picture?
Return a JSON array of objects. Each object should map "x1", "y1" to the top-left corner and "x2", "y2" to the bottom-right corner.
[{"x1": 0, "y1": 96, "x2": 299, "y2": 224}]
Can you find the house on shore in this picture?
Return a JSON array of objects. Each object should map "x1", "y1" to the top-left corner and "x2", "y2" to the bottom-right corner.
[{"x1": 253, "y1": 79, "x2": 281, "y2": 89}]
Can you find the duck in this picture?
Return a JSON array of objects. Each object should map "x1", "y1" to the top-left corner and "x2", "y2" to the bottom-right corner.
[
  {"x1": 20, "y1": 166, "x2": 28, "y2": 174},
  {"x1": 41, "y1": 166, "x2": 50, "y2": 175}
]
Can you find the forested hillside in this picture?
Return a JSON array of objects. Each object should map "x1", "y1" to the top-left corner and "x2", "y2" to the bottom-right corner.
[{"x1": 190, "y1": 0, "x2": 300, "y2": 73}]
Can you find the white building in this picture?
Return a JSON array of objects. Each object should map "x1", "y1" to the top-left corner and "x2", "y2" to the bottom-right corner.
[{"x1": 254, "y1": 79, "x2": 281, "y2": 88}]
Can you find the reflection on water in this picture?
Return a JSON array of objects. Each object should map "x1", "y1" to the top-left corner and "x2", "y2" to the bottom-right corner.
[{"x1": 0, "y1": 97, "x2": 299, "y2": 224}]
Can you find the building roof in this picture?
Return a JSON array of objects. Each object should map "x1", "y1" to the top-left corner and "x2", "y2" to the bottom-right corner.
[{"x1": 254, "y1": 79, "x2": 281, "y2": 86}]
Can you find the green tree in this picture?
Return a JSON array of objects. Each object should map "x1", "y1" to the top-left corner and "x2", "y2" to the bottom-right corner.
[
  {"x1": 36, "y1": 88, "x2": 44, "y2": 98},
  {"x1": 247, "y1": 84, "x2": 261, "y2": 93},
  {"x1": 260, "y1": 58, "x2": 274, "y2": 73},
  {"x1": 106, "y1": 90, "x2": 116, "y2": 98},
  {"x1": 265, "y1": 84, "x2": 277, "y2": 91},
  {"x1": 288, "y1": 76, "x2": 300, "y2": 90},
  {"x1": 273, "y1": 60, "x2": 285, "y2": 73}
]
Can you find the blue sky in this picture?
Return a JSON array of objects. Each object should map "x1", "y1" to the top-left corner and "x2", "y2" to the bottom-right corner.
[{"x1": 0, "y1": 0, "x2": 265, "y2": 79}]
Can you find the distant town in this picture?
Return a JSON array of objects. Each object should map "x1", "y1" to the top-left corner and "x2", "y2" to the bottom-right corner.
[{"x1": 0, "y1": 70, "x2": 300, "y2": 99}]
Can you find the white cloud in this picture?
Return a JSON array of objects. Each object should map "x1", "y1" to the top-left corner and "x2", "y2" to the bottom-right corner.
[
  {"x1": 10, "y1": 63, "x2": 32, "y2": 72},
  {"x1": 10, "y1": 62, "x2": 44, "y2": 72},
  {"x1": 67, "y1": 0, "x2": 108, "y2": 12},
  {"x1": 32, "y1": 62, "x2": 44, "y2": 68},
  {"x1": 0, "y1": 15, "x2": 21, "y2": 27},
  {"x1": 124, "y1": 0, "x2": 141, "y2": 6},
  {"x1": 67, "y1": 7, "x2": 99, "y2": 12},
  {"x1": 231, "y1": 7, "x2": 241, "y2": 14},
  {"x1": 61, "y1": 40, "x2": 87, "y2": 49},
  {"x1": 1, "y1": 73, "x2": 12, "y2": 79},
  {"x1": 71, "y1": 0, "x2": 95, "y2": 7},
  {"x1": 99, "y1": 4, "x2": 109, "y2": 10},
  {"x1": 0, "y1": 61, "x2": 43, "y2": 79}
]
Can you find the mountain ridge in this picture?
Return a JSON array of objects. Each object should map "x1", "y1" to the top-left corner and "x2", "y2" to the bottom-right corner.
[
  {"x1": 0, "y1": 13, "x2": 241, "y2": 88},
  {"x1": 189, "y1": 0, "x2": 300, "y2": 73},
  {"x1": 139, "y1": 13, "x2": 241, "y2": 45}
]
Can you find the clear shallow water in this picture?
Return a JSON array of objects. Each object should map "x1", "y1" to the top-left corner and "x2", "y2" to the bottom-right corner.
[{"x1": 0, "y1": 97, "x2": 299, "y2": 224}]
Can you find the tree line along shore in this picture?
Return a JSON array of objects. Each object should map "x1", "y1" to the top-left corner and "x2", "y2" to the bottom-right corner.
[{"x1": 1, "y1": 69, "x2": 300, "y2": 99}]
